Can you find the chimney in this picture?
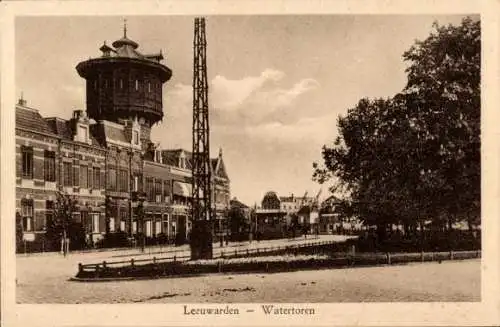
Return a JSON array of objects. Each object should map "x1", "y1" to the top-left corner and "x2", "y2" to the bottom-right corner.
[
  {"x1": 18, "y1": 93, "x2": 27, "y2": 106},
  {"x1": 73, "y1": 110, "x2": 84, "y2": 119}
]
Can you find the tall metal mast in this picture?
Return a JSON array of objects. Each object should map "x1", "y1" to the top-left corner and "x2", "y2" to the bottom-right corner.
[{"x1": 190, "y1": 17, "x2": 213, "y2": 260}]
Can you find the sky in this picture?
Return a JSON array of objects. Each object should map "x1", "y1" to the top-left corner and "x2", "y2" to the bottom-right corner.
[{"x1": 15, "y1": 15, "x2": 470, "y2": 206}]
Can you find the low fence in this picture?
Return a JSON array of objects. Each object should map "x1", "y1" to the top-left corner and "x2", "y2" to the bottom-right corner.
[
  {"x1": 75, "y1": 241, "x2": 481, "y2": 280},
  {"x1": 77, "y1": 240, "x2": 337, "y2": 274}
]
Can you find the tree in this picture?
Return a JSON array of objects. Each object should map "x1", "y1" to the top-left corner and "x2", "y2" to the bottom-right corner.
[
  {"x1": 313, "y1": 17, "x2": 480, "y2": 245},
  {"x1": 402, "y1": 17, "x2": 480, "y2": 234},
  {"x1": 228, "y1": 206, "x2": 248, "y2": 241},
  {"x1": 16, "y1": 212, "x2": 24, "y2": 253},
  {"x1": 46, "y1": 192, "x2": 80, "y2": 255}
]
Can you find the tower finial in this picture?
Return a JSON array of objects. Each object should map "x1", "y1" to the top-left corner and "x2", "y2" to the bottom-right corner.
[{"x1": 123, "y1": 18, "x2": 127, "y2": 37}]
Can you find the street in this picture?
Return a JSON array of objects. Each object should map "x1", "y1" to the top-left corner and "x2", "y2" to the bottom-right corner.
[{"x1": 16, "y1": 235, "x2": 479, "y2": 303}]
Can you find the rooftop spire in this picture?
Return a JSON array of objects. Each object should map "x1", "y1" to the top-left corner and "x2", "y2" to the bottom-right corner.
[{"x1": 123, "y1": 18, "x2": 127, "y2": 37}]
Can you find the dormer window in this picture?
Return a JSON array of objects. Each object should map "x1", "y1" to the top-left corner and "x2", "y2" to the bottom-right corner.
[{"x1": 78, "y1": 125, "x2": 89, "y2": 143}]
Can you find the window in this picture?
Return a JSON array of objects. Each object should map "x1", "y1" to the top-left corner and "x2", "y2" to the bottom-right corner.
[
  {"x1": 94, "y1": 80, "x2": 97, "y2": 90},
  {"x1": 63, "y1": 162, "x2": 72, "y2": 186},
  {"x1": 118, "y1": 169, "x2": 128, "y2": 192},
  {"x1": 44, "y1": 150, "x2": 56, "y2": 182},
  {"x1": 107, "y1": 168, "x2": 116, "y2": 191},
  {"x1": 145, "y1": 220, "x2": 152, "y2": 237},
  {"x1": 73, "y1": 166, "x2": 79, "y2": 187},
  {"x1": 21, "y1": 200, "x2": 34, "y2": 232},
  {"x1": 93, "y1": 167, "x2": 100, "y2": 189},
  {"x1": 80, "y1": 165, "x2": 88, "y2": 188},
  {"x1": 120, "y1": 210, "x2": 127, "y2": 231},
  {"x1": 92, "y1": 213, "x2": 100, "y2": 233},
  {"x1": 146, "y1": 177, "x2": 154, "y2": 202},
  {"x1": 148, "y1": 82, "x2": 151, "y2": 92},
  {"x1": 45, "y1": 200, "x2": 54, "y2": 231},
  {"x1": 88, "y1": 166, "x2": 93, "y2": 189},
  {"x1": 155, "y1": 179, "x2": 162, "y2": 203},
  {"x1": 155, "y1": 220, "x2": 161, "y2": 236},
  {"x1": 21, "y1": 146, "x2": 33, "y2": 179},
  {"x1": 132, "y1": 220, "x2": 137, "y2": 234},
  {"x1": 133, "y1": 175, "x2": 139, "y2": 192},
  {"x1": 163, "y1": 180, "x2": 170, "y2": 202},
  {"x1": 135, "y1": 80, "x2": 139, "y2": 90},
  {"x1": 132, "y1": 130, "x2": 139, "y2": 145},
  {"x1": 78, "y1": 126, "x2": 88, "y2": 143},
  {"x1": 119, "y1": 79, "x2": 123, "y2": 89},
  {"x1": 109, "y1": 217, "x2": 115, "y2": 232}
]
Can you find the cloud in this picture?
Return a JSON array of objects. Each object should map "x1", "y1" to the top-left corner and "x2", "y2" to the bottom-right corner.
[
  {"x1": 211, "y1": 68, "x2": 284, "y2": 109},
  {"x1": 156, "y1": 69, "x2": 326, "y2": 151}
]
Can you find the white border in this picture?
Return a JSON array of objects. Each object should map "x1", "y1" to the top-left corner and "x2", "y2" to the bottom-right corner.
[{"x1": 1, "y1": 1, "x2": 499, "y2": 326}]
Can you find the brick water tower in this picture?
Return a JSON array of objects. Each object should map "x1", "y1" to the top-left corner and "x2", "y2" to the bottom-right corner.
[{"x1": 76, "y1": 23, "x2": 172, "y2": 146}]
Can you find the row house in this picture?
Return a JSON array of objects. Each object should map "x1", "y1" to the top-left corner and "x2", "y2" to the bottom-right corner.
[{"x1": 16, "y1": 100, "x2": 107, "y2": 245}]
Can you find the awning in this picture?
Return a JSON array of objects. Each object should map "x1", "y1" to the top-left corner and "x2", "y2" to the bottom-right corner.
[{"x1": 173, "y1": 181, "x2": 192, "y2": 197}]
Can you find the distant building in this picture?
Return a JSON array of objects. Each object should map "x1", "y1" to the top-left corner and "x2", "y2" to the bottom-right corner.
[{"x1": 15, "y1": 29, "x2": 230, "y2": 251}]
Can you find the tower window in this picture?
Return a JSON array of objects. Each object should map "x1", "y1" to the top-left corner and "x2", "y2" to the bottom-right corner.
[
  {"x1": 135, "y1": 80, "x2": 139, "y2": 90},
  {"x1": 119, "y1": 79, "x2": 123, "y2": 89}
]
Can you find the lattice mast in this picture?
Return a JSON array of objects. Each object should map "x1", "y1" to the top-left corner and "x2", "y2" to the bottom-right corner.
[{"x1": 190, "y1": 17, "x2": 213, "y2": 260}]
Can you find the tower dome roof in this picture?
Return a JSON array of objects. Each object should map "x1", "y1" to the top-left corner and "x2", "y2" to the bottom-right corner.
[{"x1": 112, "y1": 36, "x2": 139, "y2": 49}]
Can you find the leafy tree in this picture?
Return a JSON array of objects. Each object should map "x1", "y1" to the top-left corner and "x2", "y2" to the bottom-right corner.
[
  {"x1": 228, "y1": 206, "x2": 248, "y2": 241},
  {"x1": 313, "y1": 17, "x2": 480, "y2": 244},
  {"x1": 15, "y1": 212, "x2": 24, "y2": 252},
  {"x1": 46, "y1": 192, "x2": 80, "y2": 254}
]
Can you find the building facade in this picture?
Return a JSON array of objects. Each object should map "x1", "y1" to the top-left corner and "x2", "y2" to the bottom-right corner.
[{"x1": 15, "y1": 30, "x2": 230, "y2": 251}]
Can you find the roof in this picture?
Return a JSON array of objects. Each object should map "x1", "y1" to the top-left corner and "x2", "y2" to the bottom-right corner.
[
  {"x1": 45, "y1": 117, "x2": 102, "y2": 147},
  {"x1": 16, "y1": 105, "x2": 55, "y2": 135},
  {"x1": 230, "y1": 198, "x2": 250, "y2": 209},
  {"x1": 101, "y1": 123, "x2": 127, "y2": 144},
  {"x1": 297, "y1": 206, "x2": 311, "y2": 215}
]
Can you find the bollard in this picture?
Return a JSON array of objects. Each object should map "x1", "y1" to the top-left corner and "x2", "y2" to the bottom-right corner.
[
  {"x1": 153, "y1": 257, "x2": 156, "y2": 264},
  {"x1": 450, "y1": 250, "x2": 454, "y2": 260},
  {"x1": 131, "y1": 258, "x2": 135, "y2": 267},
  {"x1": 78, "y1": 263, "x2": 83, "y2": 273},
  {"x1": 174, "y1": 255, "x2": 176, "y2": 262},
  {"x1": 386, "y1": 253, "x2": 391, "y2": 265},
  {"x1": 421, "y1": 251, "x2": 424, "y2": 262},
  {"x1": 102, "y1": 261, "x2": 107, "y2": 269}
]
